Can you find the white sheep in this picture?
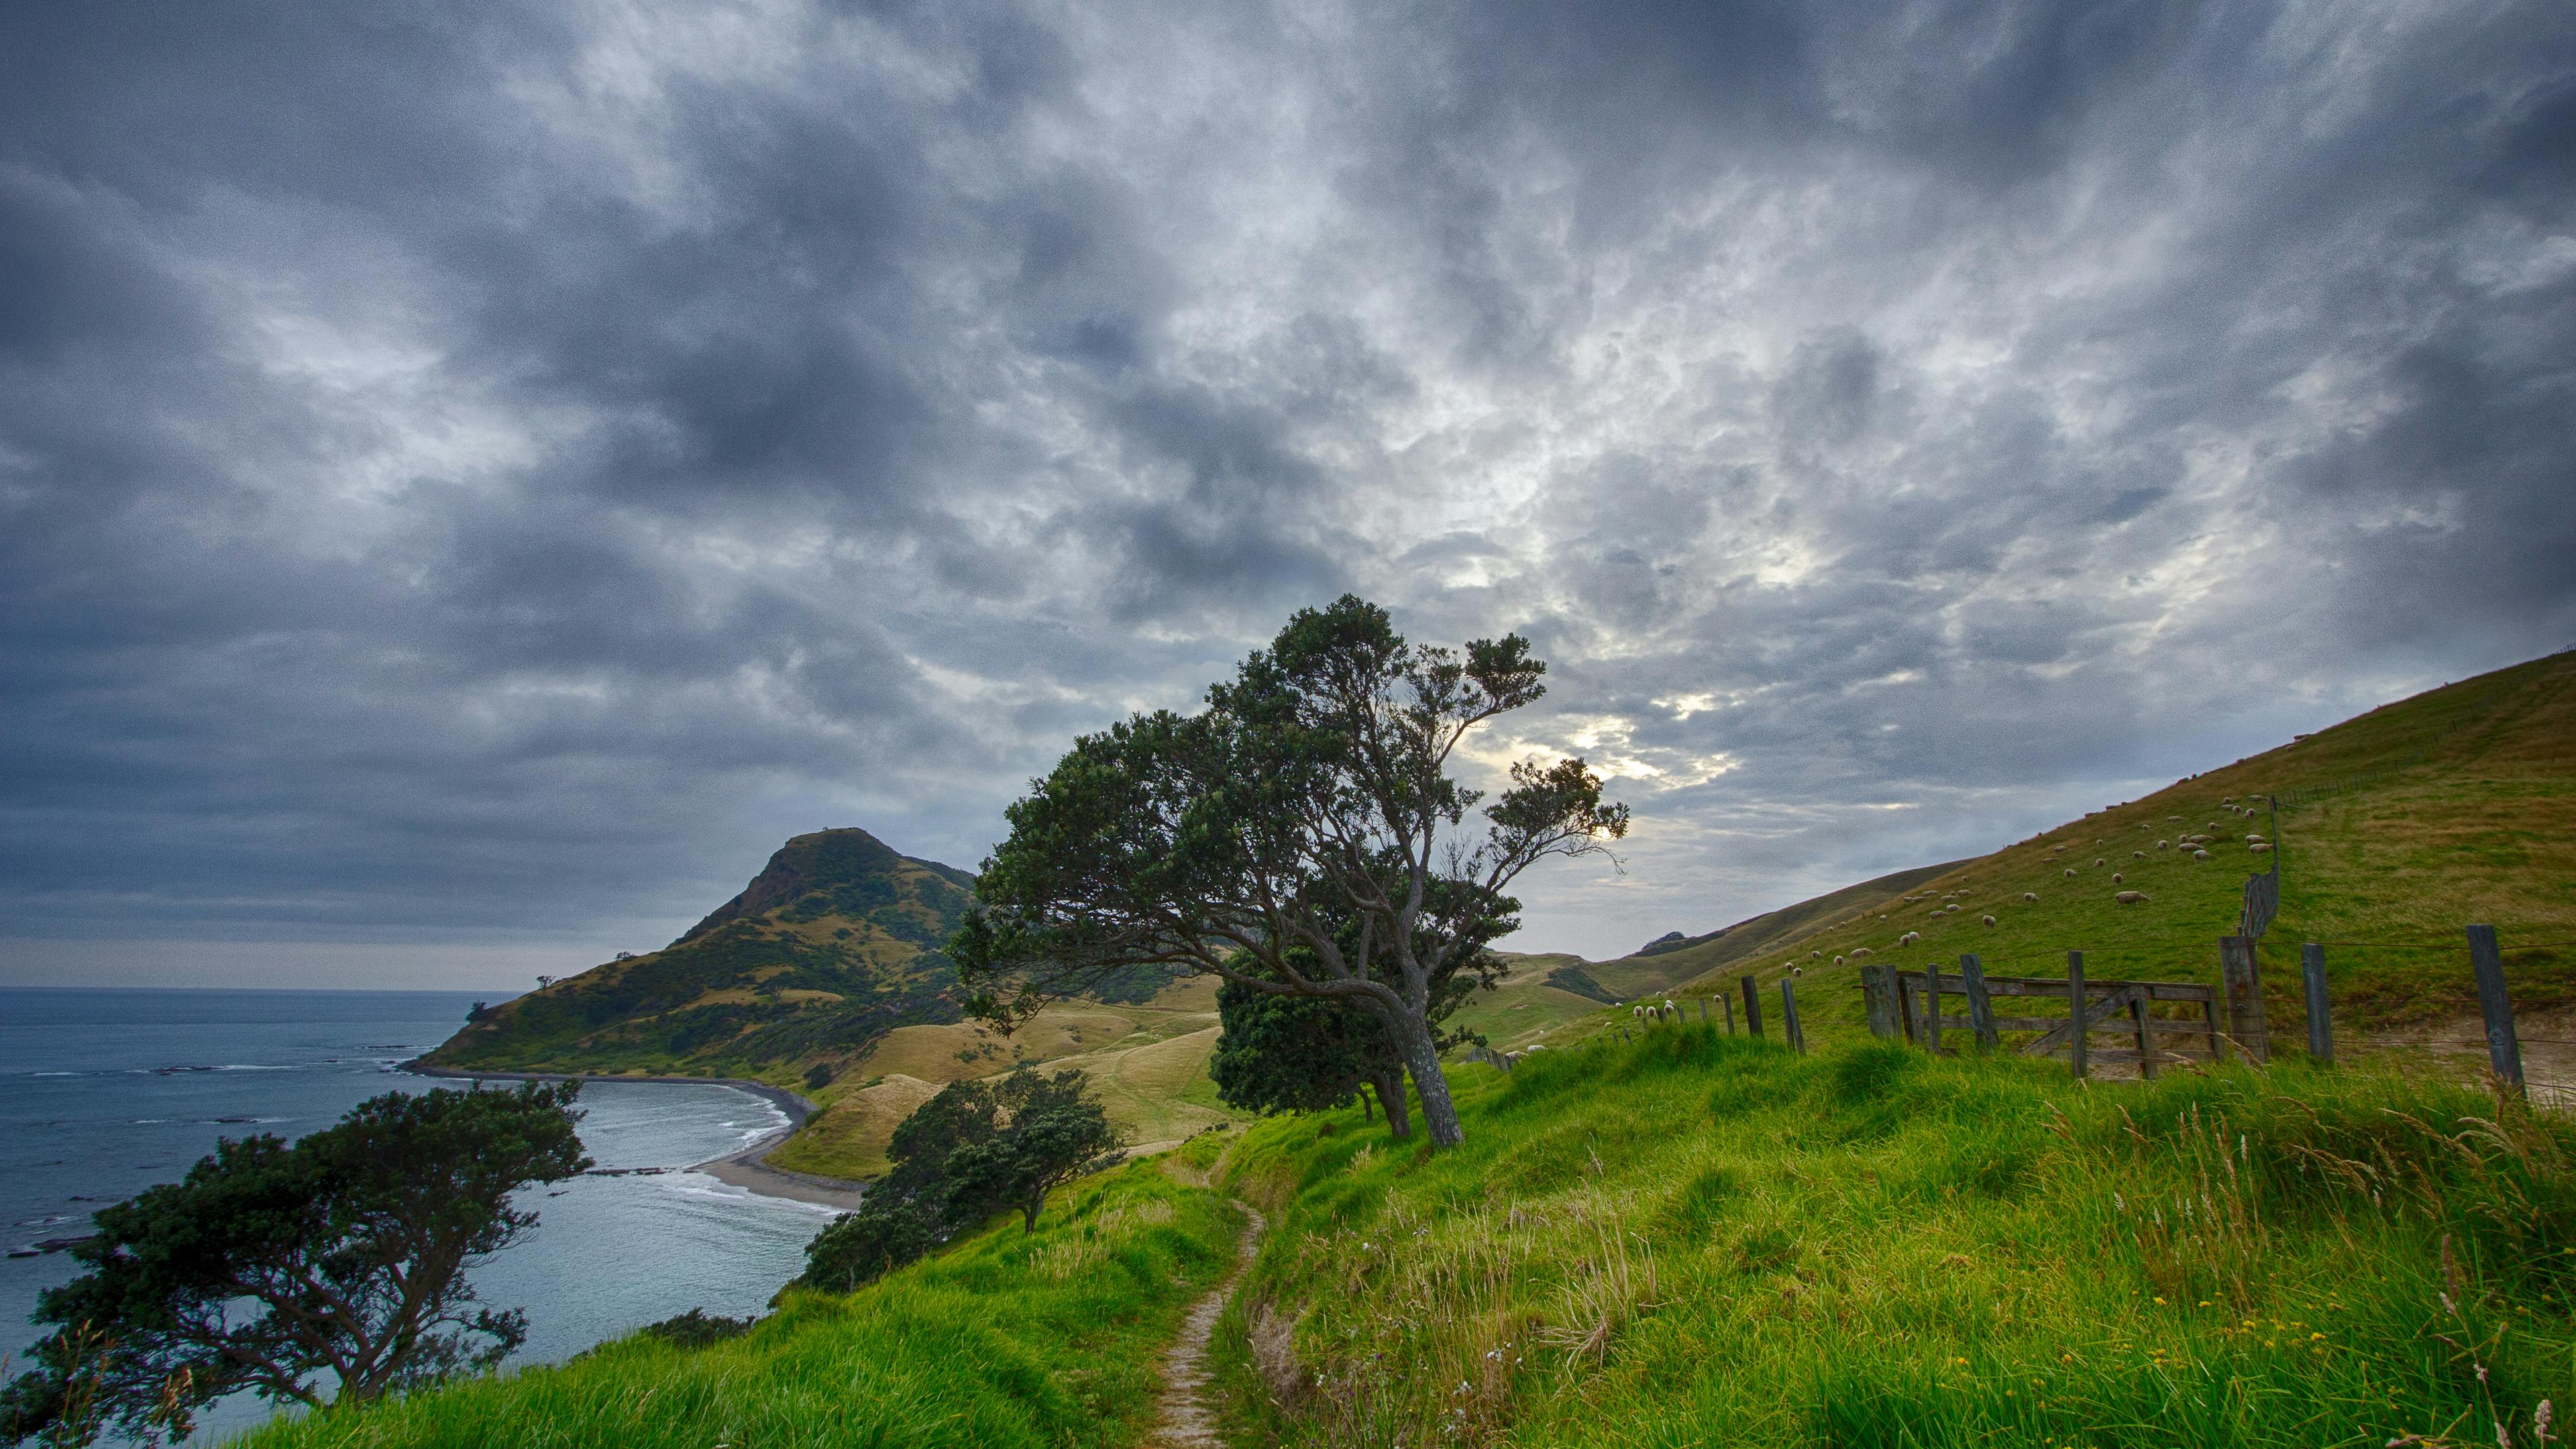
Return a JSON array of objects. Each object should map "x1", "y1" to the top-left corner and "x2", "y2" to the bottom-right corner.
[
  {"x1": 2063, "y1": 867, "x2": 2076, "y2": 878},
  {"x1": 2157, "y1": 839, "x2": 2169, "y2": 849},
  {"x1": 1946, "y1": 903, "x2": 1961, "y2": 913},
  {"x1": 2192, "y1": 849, "x2": 2211, "y2": 860},
  {"x1": 2112, "y1": 871, "x2": 2125, "y2": 883},
  {"x1": 2115, "y1": 890, "x2": 2149, "y2": 904},
  {"x1": 2094, "y1": 857, "x2": 2106, "y2": 867},
  {"x1": 2023, "y1": 892, "x2": 2037, "y2": 902},
  {"x1": 2251, "y1": 842, "x2": 2273, "y2": 853},
  {"x1": 1898, "y1": 931, "x2": 1920, "y2": 947},
  {"x1": 1981, "y1": 914, "x2": 1996, "y2": 927},
  {"x1": 1849, "y1": 947, "x2": 1874, "y2": 958},
  {"x1": 1833, "y1": 955, "x2": 1845, "y2": 967}
]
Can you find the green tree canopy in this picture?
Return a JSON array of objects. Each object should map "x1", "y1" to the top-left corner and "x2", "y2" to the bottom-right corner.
[
  {"x1": 943, "y1": 1069, "x2": 1122, "y2": 1233},
  {"x1": 953, "y1": 595, "x2": 1625, "y2": 1146},
  {"x1": 1, "y1": 1083, "x2": 588, "y2": 1448}
]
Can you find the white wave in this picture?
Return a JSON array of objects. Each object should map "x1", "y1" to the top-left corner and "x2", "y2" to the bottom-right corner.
[{"x1": 655, "y1": 1170, "x2": 839, "y2": 1216}]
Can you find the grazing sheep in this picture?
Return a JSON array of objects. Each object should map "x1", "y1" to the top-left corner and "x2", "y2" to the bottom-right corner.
[
  {"x1": 2157, "y1": 839, "x2": 2169, "y2": 849},
  {"x1": 2245, "y1": 835, "x2": 2267, "y2": 844},
  {"x1": 1981, "y1": 914, "x2": 1996, "y2": 927},
  {"x1": 2023, "y1": 892, "x2": 2037, "y2": 902},
  {"x1": 1833, "y1": 955, "x2": 1845, "y2": 967},
  {"x1": 1792, "y1": 965, "x2": 1805, "y2": 977},
  {"x1": 1849, "y1": 947, "x2": 1874, "y2": 958},
  {"x1": 1898, "y1": 931, "x2": 1920, "y2": 947},
  {"x1": 2112, "y1": 872, "x2": 2125, "y2": 883},
  {"x1": 2115, "y1": 890, "x2": 2149, "y2": 904},
  {"x1": 1810, "y1": 949, "x2": 1823, "y2": 959},
  {"x1": 2133, "y1": 850, "x2": 2145, "y2": 859},
  {"x1": 2094, "y1": 857, "x2": 2106, "y2": 867},
  {"x1": 2222, "y1": 796, "x2": 2233, "y2": 804},
  {"x1": 2251, "y1": 842, "x2": 2273, "y2": 853},
  {"x1": 1946, "y1": 903, "x2": 1961, "y2": 913},
  {"x1": 2192, "y1": 849, "x2": 2211, "y2": 860},
  {"x1": 2168, "y1": 815, "x2": 2184, "y2": 822},
  {"x1": 2063, "y1": 867, "x2": 2076, "y2": 878}
]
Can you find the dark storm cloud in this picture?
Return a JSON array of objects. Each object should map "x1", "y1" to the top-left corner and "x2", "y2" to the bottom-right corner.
[{"x1": 1, "y1": 0, "x2": 2571, "y2": 976}]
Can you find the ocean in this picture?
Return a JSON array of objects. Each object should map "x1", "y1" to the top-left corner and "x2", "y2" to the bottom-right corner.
[{"x1": 1, "y1": 988, "x2": 835, "y2": 1443}]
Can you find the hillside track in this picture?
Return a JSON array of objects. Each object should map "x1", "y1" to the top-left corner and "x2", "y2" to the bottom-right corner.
[{"x1": 1150, "y1": 1201, "x2": 1265, "y2": 1448}]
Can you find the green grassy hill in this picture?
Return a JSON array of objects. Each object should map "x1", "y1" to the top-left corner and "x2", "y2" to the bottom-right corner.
[
  {"x1": 425, "y1": 828, "x2": 980, "y2": 1089},
  {"x1": 235, "y1": 1138, "x2": 1246, "y2": 1449},
  {"x1": 1207, "y1": 1030, "x2": 2575, "y2": 1447},
  {"x1": 1502, "y1": 649, "x2": 2576, "y2": 1067},
  {"x1": 423, "y1": 827, "x2": 1246, "y2": 1178}
]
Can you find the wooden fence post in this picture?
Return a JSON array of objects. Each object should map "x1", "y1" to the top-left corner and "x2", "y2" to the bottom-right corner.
[
  {"x1": 1699, "y1": 996, "x2": 1709, "y2": 1024},
  {"x1": 1741, "y1": 975, "x2": 1764, "y2": 1038},
  {"x1": 1923, "y1": 961, "x2": 1944, "y2": 1055},
  {"x1": 2067, "y1": 951, "x2": 2088, "y2": 1080},
  {"x1": 2301, "y1": 943, "x2": 2332, "y2": 1065},
  {"x1": 1781, "y1": 979, "x2": 1805, "y2": 1054},
  {"x1": 2219, "y1": 936, "x2": 2269, "y2": 1063},
  {"x1": 2129, "y1": 994, "x2": 2158, "y2": 1079},
  {"x1": 2467, "y1": 924, "x2": 2524, "y2": 1093},
  {"x1": 1721, "y1": 991, "x2": 1735, "y2": 1034},
  {"x1": 1960, "y1": 954, "x2": 1998, "y2": 1051},
  {"x1": 1859, "y1": 963, "x2": 1897, "y2": 1038}
]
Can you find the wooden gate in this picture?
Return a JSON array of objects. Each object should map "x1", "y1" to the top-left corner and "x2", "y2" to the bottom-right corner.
[{"x1": 1871, "y1": 962, "x2": 2222, "y2": 1076}]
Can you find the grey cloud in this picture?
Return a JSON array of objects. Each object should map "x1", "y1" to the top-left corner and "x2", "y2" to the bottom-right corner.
[{"x1": 2, "y1": 0, "x2": 2571, "y2": 968}]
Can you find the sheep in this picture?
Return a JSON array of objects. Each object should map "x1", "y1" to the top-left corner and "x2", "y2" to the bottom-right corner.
[
  {"x1": 2222, "y1": 796, "x2": 2233, "y2": 804},
  {"x1": 2112, "y1": 871, "x2": 2125, "y2": 883},
  {"x1": 1792, "y1": 965, "x2": 1805, "y2": 977},
  {"x1": 2063, "y1": 867, "x2": 2076, "y2": 878},
  {"x1": 1849, "y1": 947, "x2": 1874, "y2": 958},
  {"x1": 1898, "y1": 930, "x2": 1921, "y2": 947},
  {"x1": 1946, "y1": 903, "x2": 1962, "y2": 913},
  {"x1": 2133, "y1": 850, "x2": 2145, "y2": 859},
  {"x1": 2157, "y1": 839, "x2": 2169, "y2": 849},
  {"x1": 2115, "y1": 890, "x2": 2150, "y2": 904},
  {"x1": 2168, "y1": 815, "x2": 2184, "y2": 822},
  {"x1": 2250, "y1": 842, "x2": 2273, "y2": 854},
  {"x1": 2245, "y1": 834, "x2": 2267, "y2": 844},
  {"x1": 1833, "y1": 955, "x2": 1845, "y2": 967},
  {"x1": 1981, "y1": 914, "x2": 1996, "y2": 927},
  {"x1": 2023, "y1": 892, "x2": 2038, "y2": 902},
  {"x1": 2094, "y1": 857, "x2": 2106, "y2": 867},
  {"x1": 2192, "y1": 849, "x2": 2211, "y2": 860}
]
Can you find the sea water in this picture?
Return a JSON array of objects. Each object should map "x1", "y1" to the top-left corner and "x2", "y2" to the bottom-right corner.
[{"x1": 1, "y1": 988, "x2": 835, "y2": 1442}]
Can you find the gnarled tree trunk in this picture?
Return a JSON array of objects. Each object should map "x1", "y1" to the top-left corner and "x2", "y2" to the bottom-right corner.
[{"x1": 1369, "y1": 1069, "x2": 1410, "y2": 1139}]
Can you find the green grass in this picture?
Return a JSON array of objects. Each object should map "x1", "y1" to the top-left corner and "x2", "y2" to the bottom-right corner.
[
  {"x1": 1208, "y1": 1029, "x2": 2576, "y2": 1447},
  {"x1": 231, "y1": 1138, "x2": 1243, "y2": 1449}
]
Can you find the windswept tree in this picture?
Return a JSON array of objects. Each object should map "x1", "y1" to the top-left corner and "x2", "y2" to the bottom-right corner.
[
  {"x1": 1210, "y1": 928, "x2": 1493, "y2": 1139},
  {"x1": 2, "y1": 1084, "x2": 588, "y2": 1448},
  {"x1": 952, "y1": 596, "x2": 1627, "y2": 1148}
]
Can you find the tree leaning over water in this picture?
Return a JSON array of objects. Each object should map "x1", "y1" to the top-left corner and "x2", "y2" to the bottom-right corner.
[
  {"x1": 1, "y1": 1083, "x2": 588, "y2": 1448},
  {"x1": 951, "y1": 596, "x2": 1627, "y2": 1148}
]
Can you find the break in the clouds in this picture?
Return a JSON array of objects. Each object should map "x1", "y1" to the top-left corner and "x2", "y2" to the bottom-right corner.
[{"x1": 3, "y1": 0, "x2": 2572, "y2": 983}]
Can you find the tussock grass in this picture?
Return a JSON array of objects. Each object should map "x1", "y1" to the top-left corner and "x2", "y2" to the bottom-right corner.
[
  {"x1": 231, "y1": 1138, "x2": 1242, "y2": 1449},
  {"x1": 1212, "y1": 1029, "x2": 2576, "y2": 1447}
]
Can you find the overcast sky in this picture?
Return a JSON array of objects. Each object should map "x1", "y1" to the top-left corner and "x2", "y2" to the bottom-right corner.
[{"x1": 3, "y1": 1, "x2": 2571, "y2": 989}]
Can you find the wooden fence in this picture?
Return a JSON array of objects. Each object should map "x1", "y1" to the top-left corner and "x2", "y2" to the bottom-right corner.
[{"x1": 1868, "y1": 957, "x2": 2221, "y2": 1076}]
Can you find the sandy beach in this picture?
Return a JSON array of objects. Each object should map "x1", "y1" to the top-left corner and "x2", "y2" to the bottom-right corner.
[{"x1": 404, "y1": 1063, "x2": 867, "y2": 1213}]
